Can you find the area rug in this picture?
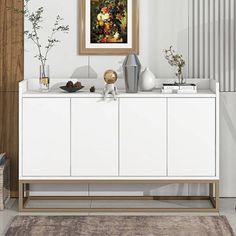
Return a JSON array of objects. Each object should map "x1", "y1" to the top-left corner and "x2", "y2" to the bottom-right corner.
[{"x1": 5, "y1": 216, "x2": 234, "y2": 236}]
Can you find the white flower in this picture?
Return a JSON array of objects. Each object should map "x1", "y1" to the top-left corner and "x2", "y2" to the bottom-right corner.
[
  {"x1": 103, "y1": 13, "x2": 110, "y2": 20},
  {"x1": 97, "y1": 13, "x2": 109, "y2": 21},
  {"x1": 97, "y1": 13, "x2": 103, "y2": 21},
  {"x1": 114, "y1": 32, "x2": 119, "y2": 39}
]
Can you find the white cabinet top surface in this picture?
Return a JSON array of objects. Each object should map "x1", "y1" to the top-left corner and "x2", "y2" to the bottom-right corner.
[
  {"x1": 20, "y1": 78, "x2": 219, "y2": 98},
  {"x1": 22, "y1": 89, "x2": 216, "y2": 98}
]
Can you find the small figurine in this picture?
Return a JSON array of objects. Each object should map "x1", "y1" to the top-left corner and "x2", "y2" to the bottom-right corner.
[{"x1": 103, "y1": 70, "x2": 118, "y2": 100}]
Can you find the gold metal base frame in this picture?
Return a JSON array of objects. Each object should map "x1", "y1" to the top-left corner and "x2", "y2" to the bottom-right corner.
[{"x1": 19, "y1": 180, "x2": 219, "y2": 213}]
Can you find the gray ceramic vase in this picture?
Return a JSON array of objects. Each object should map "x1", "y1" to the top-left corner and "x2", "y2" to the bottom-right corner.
[{"x1": 123, "y1": 54, "x2": 141, "y2": 93}]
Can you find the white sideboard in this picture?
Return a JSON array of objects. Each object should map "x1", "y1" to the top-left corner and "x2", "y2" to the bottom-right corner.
[
  {"x1": 19, "y1": 79, "x2": 219, "y2": 180},
  {"x1": 18, "y1": 79, "x2": 219, "y2": 212}
]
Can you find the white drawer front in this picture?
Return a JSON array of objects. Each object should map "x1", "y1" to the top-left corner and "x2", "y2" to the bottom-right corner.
[
  {"x1": 168, "y1": 98, "x2": 216, "y2": 177},
  {"x1": 119, "y1": 98, "x2": 167, "y2": 177},
  {"x1": 22, "y1": 98, "x2": 70, "y2": 177},
  {"x1": 71, "y1": 98, "x2": 119, "y2": 176}
]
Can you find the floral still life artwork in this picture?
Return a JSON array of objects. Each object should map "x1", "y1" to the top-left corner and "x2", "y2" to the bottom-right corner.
[
  {"x1": 90, "y1": 0, "x2": 128, "y2": 44},
  {"x1": 79, "y1": 0, "x2": 139, "y2": 55}
]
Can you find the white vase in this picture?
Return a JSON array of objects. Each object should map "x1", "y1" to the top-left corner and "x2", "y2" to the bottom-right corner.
[{"x1": 140, "y1": 68, "x2": 156, "y2": 91}]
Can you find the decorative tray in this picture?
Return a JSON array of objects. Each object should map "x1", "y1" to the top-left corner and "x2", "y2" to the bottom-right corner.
[{"x1": 60, "y1": 86, "x2": 84, "y2": 93}]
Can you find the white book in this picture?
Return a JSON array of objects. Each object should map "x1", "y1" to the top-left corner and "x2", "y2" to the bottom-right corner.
[
  {"x1": 161, "y1": 89, "x2": 176, "y2": 94},
  {"x1": 177, "y1": 90, "x2": 197, "y2": 94},
  {"x1": 162, "y1": 86, "x2": 179, "y2": 90},
  {"x1": 179, "y1": 86, "x2": 197, "y2": 90},
  {"x1": 162, "y1": 88, "x2": 197, "y2": 94},
  {"x1": 163, "y1": 84, "x2": 197, "y2": 91}
]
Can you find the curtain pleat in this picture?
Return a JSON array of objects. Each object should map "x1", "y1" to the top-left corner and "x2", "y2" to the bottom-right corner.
[{"x1": 188, "y1": 0, "x2": 235, "y2": 92}]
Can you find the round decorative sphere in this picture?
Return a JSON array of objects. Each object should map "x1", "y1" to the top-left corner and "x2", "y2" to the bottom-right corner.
[{"x1": 104, "y1": 70, "x2": 118, "y2": 84}]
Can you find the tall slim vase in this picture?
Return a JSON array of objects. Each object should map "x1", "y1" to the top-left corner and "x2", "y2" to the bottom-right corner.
[{"x1": 39, "y1": 65, "x2": 50, "y2": 92}]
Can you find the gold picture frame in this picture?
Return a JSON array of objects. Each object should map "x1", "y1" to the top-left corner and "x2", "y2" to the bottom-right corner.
[{"x1": 79, "y1": 0, "x2": 139, "y2": 55}]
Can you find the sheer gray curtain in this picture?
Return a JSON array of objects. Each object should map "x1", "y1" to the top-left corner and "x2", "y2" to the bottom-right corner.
[{"x1": 188, "y1": 0, "x2": 236, "y2": 92}]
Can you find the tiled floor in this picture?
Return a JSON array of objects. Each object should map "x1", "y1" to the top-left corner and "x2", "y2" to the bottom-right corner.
[{"x1": 0, "y1": 198, "x2": 235, "y2": 235}]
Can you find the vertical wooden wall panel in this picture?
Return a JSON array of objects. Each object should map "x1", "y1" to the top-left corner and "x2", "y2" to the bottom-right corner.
[
  {"x1": 0, "y1": 0, "x2": 23, "y2": 197},
  {"x1": 0, "y1": 92, "x2": 18, "y2": 197},
  {"x1": 0, "y1": 0, "x2": 23, "y2": 92}
]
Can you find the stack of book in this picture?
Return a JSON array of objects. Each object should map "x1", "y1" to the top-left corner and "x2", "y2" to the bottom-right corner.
[
  {"x1": 162, "y1": 83, "x2": 197, "y2": 94},
  {"x1": 0, "y1": 153, "x2": 6, "y2": 166},
  {"x1": 0, "y1": 153, "x2": 9, "y2": 210}
]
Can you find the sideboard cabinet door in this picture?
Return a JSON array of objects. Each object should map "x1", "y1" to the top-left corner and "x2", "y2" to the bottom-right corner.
[
  {"x1": 168, "y1": 98, "x2": 216, "y2": 177},
  {"x1": 71, "y1": 98, "x2": 118, "y2": 176},
  {"x1": 119, "y1": 98, "x2": 167, "y2": 176},
  {"x1": 22, "y1": 98, "x2": 70, "y2": 176}
]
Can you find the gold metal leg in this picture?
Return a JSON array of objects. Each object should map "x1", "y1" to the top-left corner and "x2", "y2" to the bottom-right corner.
[
  {"x1": 215, "y1": 181, "x2": 220, "y2": 211},
  {"x1": 209, "y1": 183, "x2": 214, "y2": 197},
  {"x1": 19, "y1": 182, "x2": 31, "y2": 212},
  {"x1": 18, "y1": 182, "x2": 23, "y2": 211},
  {"x1": 209, "y1": 181, "x2": 220, "y2": 211},
  {"x1": 25, "y1": 183, "x2": 30, "y2": 198}
]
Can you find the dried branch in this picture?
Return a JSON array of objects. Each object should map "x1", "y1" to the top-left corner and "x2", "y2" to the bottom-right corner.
[
  {"x1": 8, "y1": 0, "x2": 69, "y2": 77},
  {"x1": 164, "y1": 46, "x2": 186, "y2": 84}
]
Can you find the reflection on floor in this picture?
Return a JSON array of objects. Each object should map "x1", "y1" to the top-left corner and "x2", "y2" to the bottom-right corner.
[
  {"x1": 0, "y1": 198, "x2": 235, "y2": 235},
  {"x1": 26, "y1": 199, "x2": 213, "y2": 209}
]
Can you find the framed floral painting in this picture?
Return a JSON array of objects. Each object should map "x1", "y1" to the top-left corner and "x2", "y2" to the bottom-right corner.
[{"x1": 79, "y1": 0, "x2": 139, "y2": 55}]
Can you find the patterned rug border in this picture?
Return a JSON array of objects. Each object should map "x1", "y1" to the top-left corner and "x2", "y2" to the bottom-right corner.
[{"x1": 5, "y1": 215, "x2": 235, "y2": 236}]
